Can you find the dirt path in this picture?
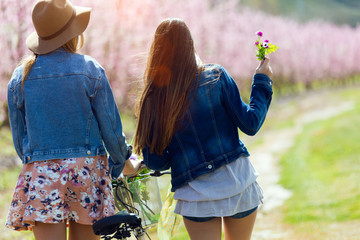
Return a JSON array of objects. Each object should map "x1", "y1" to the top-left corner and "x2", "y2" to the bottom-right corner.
[{"x1": 248, "y1": 89, "x2": 356, "y2": 239}]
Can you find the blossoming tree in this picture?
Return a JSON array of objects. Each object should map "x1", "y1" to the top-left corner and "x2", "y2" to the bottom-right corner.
[
  {"x1": 0, "y1": 0, "x2": 33, "y2": 127},
  {"x1": 1, "y1": 0, "x2": 360, "y2": 127}
]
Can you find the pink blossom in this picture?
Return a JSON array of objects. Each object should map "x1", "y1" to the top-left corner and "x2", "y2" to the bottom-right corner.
[
  {"x1": 264, "y1": 39, "x2": 269, "y2": 43},
  {"x1": 255, "y1": 41, "x2": 260, "y2": 45},
  {"x1": 1, "y1": 0, "x2": 360, "y2": 106}
]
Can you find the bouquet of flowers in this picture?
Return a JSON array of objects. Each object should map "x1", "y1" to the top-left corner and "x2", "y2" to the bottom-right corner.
[
  {"x1": 255, "y1": 31, "x2": 278, "y2": 60},
  {"x1": 113, "y1": 154, "x2": 161, "y2": 226}
]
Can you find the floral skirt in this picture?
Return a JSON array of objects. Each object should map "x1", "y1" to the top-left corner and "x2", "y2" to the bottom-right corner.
[{"x1": 6, "y1": 155, "x2": 116, "y2": 231}]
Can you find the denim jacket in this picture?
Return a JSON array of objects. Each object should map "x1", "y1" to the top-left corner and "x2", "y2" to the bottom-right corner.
[
  {"x1": 7, "y1": 48, "x2": 131, "y2": 179},
  {"x1": 142, "y1": 64, "x2": 273, "y2": 191}
]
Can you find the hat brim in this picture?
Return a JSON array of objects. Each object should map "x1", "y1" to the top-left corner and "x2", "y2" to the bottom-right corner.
[{"x1": 26, "y1": 6, "x2": 91, "y2": 55}]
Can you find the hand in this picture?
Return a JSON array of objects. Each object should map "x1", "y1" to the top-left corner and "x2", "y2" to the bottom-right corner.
[
  {"x1": 122, "y1": 158, "x2": 143, "y2": 177},
  {"x1": 255, "y1": 57, "x2": 272, "y2": 77}
]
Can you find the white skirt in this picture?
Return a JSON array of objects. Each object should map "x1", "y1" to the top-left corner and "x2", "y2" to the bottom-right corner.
[
  {"x1": 174, "y1": 181, "x2": 263, "y2": 217},
  {"x1": 173, "y1": 157, "x2": 264, "y2": 217}
]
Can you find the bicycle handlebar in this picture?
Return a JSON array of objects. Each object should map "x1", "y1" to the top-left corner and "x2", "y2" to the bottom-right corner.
[
  {"x1": 149, "y1": 170, "x2": 171, "y2": 177},
  {"x1": 120, "y1": 165, "x2": 171, "y2": 179}
]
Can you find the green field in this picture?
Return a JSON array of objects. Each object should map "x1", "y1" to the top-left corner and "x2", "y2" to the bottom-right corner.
[{"x1": 278, "y1": 88, "x2": 360, "y2": 236}]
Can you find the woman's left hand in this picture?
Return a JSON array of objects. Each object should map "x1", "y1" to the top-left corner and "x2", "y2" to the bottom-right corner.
[{"x1": 122, "y1": 158, "x2": 143, "y2": 177}]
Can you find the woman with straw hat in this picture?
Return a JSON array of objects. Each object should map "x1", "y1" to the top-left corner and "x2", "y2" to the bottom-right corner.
[{"x1": 5, "y1": 0, "x2": 139, "y2": 239}]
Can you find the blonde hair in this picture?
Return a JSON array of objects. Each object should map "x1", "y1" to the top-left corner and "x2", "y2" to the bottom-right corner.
[{"x1": 21, "y1": 34, "x2": 84, "y2": 91}]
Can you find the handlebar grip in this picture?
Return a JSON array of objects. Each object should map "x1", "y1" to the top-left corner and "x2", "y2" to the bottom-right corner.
[
  {"x1": 150, "y1": 171, "x2": 162, "y2": 177},
  {"x1": 150, "y1": 170, "x2": 171, "y2": 177}
]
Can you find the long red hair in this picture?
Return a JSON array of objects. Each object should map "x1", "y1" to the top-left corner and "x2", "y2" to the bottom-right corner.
[{"x1": 134, "y1": 18, "x2": 201, "y2": 155}]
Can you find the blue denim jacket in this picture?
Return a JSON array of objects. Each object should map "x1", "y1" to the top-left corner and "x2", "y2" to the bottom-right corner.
[
  {"x1": 7, "y1": 48, "x2": 131, "y2": 179},
  {"x1": 142, "y1": 64, "x2": 273, "y2": 191}
]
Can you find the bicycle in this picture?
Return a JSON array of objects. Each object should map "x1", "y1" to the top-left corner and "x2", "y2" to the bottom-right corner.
[{"x1": 92, "y1": 166, "x2": 170, "y2": 240}]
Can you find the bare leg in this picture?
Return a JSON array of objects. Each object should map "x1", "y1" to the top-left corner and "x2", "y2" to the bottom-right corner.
[
  {"x1": 183, "y1": 217, "x2": 222, "y2": 240},
  {"x1": 68, "y1": 221, "x2": 100, "y2": 240},
  {"x1": 223, "y1": 210, "x2": 257, "y2": 240},
  {"x1": 33, "y1": 222, "x2": 67, "y2": 240}
]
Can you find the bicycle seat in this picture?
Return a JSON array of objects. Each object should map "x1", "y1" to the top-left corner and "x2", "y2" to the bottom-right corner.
[{"x1": 92, "y1": 212, "x2": 142, "y2": 235}]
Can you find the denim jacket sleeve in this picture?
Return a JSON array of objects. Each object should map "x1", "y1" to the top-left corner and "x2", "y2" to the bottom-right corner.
[
  {"x1": 91, "y1": 69, "x2": 131, "y2": 179},
  {"x1": 142, "y1": 145, "x2": 171, "y2": 171},
  {"x1": 7, "y1": 67, "x2": 25, "y2": 160},
  {"x1": 221, "y1": 68, "x2": 273, "y2": 136}
]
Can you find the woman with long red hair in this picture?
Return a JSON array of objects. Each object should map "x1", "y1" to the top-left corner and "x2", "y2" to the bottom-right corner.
[{"x1": 134, "y1": 18, "x2": 273, "y2": 240}]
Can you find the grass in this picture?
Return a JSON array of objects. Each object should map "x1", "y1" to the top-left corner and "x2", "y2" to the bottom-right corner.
[
  {"x1": 0, "y1": 128, "x2": 17, "y2": 157},
  {"x1": 279, "y1": 88, "x2": 360, "y2": 226},
  {"x1": 120, "y1": 110, "x2": 137, "y2": 140}
]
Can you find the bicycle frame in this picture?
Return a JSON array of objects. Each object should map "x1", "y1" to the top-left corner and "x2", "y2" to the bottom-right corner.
[
  {"x1": 93, "y1": 170, "x2": 170, "y2": 240},
  {"x1": 119, "y1": 176, "x2": 147, "y2": 240}
]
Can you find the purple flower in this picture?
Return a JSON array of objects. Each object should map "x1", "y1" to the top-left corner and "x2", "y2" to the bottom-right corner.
[
  {"x1": 130, "y1": 153, "x2": 138, "y2": 160},
  {"x1": 256, "y1": 31, "x2": 263, "y2": 37},
  {"x1": 264, "y1": 39, "x2": 269, "y2": 43},
  {"x1": 255, "y1": 41, "x2": 259, "y2": 45}
]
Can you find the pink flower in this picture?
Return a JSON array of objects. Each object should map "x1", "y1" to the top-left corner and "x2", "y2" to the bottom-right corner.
[
  {"x1": 264, "y1": 39, "x2": 269, "y2": 43},
  {"x1": 255, "y1": 41, "x2": 260, "y2": 45},
  {"x1": 256, "y1": 31, "x2": 263, "y2": 37}
]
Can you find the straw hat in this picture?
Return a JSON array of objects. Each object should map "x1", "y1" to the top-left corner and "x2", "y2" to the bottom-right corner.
[{"x1": 26, "y1": 0, "x2": 91, "y2": 54}]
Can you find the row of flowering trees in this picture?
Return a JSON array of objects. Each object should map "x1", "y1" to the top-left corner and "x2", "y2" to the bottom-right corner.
[{"x1": 1, "y1": 0, "x2": 360, "y2": 109}]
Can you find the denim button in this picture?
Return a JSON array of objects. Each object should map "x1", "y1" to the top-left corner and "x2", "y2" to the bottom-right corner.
[
  {"x1": 207, "y1": 164, "x2": 213, "y2": 169},
  {"x1": 87, "y1": 150, "x2": 91, "y2": 155},
  {"x1": 27, "y1": 156, "x2": 31, "y2": 161}
]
